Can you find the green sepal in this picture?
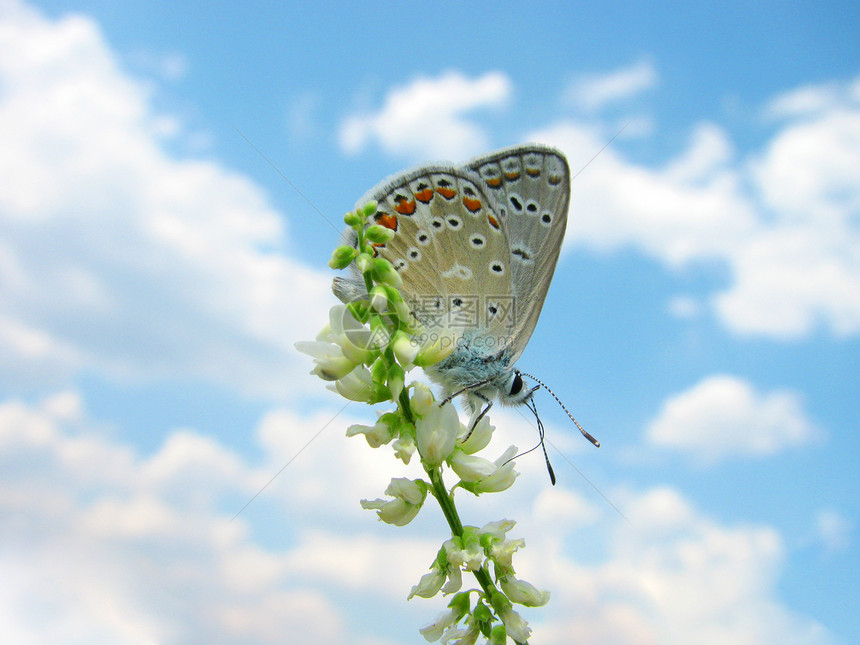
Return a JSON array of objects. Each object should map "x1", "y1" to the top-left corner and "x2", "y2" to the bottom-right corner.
[
  {"x1": 346, "y1": 300, "x2": 370, "y2": 324},
  {"x1": 448, "y1": 591, "x2": 471, "y2": 619}
]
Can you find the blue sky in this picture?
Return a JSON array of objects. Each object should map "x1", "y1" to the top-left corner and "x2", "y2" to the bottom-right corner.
[{"x1": 1, "y1": 0, "x2": 858, "y2": 643}]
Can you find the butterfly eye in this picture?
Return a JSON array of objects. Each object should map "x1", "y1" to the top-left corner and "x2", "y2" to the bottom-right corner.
[{"x1": 509, "y1": 372, "x2": 523, "y2": 396}]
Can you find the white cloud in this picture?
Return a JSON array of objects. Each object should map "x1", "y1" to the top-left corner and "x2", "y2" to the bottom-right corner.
[
  {"x1": 667, "y1": 295, "x2": 702, "y2": 319},
  {"x1": 813, "y1": 509, "x2": 851, "y2": 553},
  {"x1": 566, "y1": 59, "x2": 658, "y2": 112},
  {"x1": 0, "y1": 390, "x2": 836, "y2": 645},
  {"x1": 0, "y1": 390, "x2": 441, "y2": 644},
  {"x1": 286, "y1": 90, "x2": 321, "y2": 140},
  {"x1": 764, "y1": 81, "x2": 844, "y2": 120},
  {"x1": 0, "y1": 0, "x2": 332, "y2": 398},
  {"x1": 530, "y1": 72, "x2": 860, "y2": 339},
  {"x1": 530, "y1": 487, "x2": 834, "y2": 645},
  {"x1": 532, "y1": 120, "x2": 757, "y2": 266},
  {"x1": 338, "y1": 70, "x2": 512, "y2": 160},
  {"x1": 644, "y1": 375, "x2": 820, "y2": 463}
]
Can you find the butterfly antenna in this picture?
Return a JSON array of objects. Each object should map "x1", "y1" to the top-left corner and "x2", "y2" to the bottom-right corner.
[
  {"x1": 521, "y1": 372, "x2": 600, "y2": 447},
  {"x1": 528, "y1": 397, "x2": 556, "y2": 485}
]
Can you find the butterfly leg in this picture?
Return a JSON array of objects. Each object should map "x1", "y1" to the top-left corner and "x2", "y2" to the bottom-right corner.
[{"x1": 463, "y1": 393, "x2": 492, "y2": 441}]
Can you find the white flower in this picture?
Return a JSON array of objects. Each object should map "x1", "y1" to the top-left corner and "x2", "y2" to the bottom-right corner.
[
  {"x1": 416, "y1": 403, "x2": 460, "y2": 468},
  {"x1": 472, "y1": 446, "x2": 518, "y2": 493},
  {"x1": 458, "y1": 415, "x2": 494, "y2": 454},
  {"x1": 449, "y1": 449, "x2": 498, "y2": 483},
  {"x1": 440, "y1": 564, "x2": 462, "y2": 594},
  {"x1": 329, "y1": 304, "x2": 379, "y2": 364},
  {"x1": 410, "y1": 381, "x2": 435, "y2": 416},
  {"x1": 441, "y1": 625, "x2": 479, "y2": 645},
  {"x1": 419, "y1": 608, "x2": 459, "y2": 642},
  {"x1": 500, "y1": 575, "x2": 551, "y2": 607},
  {"x1": 346, "y1": 419, "x2": 393, "y2": 447},
  {"x1": 392, "y1": 434, "x2": 416, "y2": 464},
  {"x1": 294, "y1": 340, "x2": 356, "y2": 381},
  {"x1": 408, "y1": 567, "x2": 446, "y2": 599},
  {"x1": 479, "y1": 519, "x2": 516, "y2": 540},
  {"x1": 360, "y1": 477, "x2": 426, "y2": 526},
  {"x1": 331, "y1": 365, "x2": 376, "y2": 401},
  {"x1": 392, "y1": 330, "x2": 420, "y2": 365},
  {"x1": 488, "y1": 537, "x2": 525, "y2": 570},
  {"x1": 444, "y1": 536, "x2": 484, "y2": 572},
  {"x1": 369, "y1": 285, "x2": 388, "y2": 313},
  {"x1": 500, "y1": 606, "x2": 531, "y2": 643}
]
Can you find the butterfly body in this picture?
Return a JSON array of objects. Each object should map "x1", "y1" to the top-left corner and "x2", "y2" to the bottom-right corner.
[
  {"x1": 425, "y1": 338, "x2": 528, "y2": 414},
  {"x1": 335, "y1": 144, "x2": 570, "y2": 414}
]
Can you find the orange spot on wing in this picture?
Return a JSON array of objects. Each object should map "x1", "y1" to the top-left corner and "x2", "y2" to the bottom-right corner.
[
  {"x1": 504, "y1": 171, "x2": 520, "y2": 180},
  {"x1": 414, "y1": 188, "x2": 434, "y2": 203},
  {"x1": 436, "y1": 186, "x2": 456, "y2": 199},
  {"x1": 394, "y1": 197, "x2": 416, "y2": 215},
  {"x1": 375, "y1": 212, "x2": 398, "y2": 230},
  {"x1": 485, "y1": 177, "x2": 502, "y2": 187},
  {"x1": 526, "y1": 168, "x2": 540, "y2": 176},
  {"x1": 487, "y1": 214, "x2": 500, "y2": 229},
  {"x1": 463, "y1": 196, "x2": 482, "y2": 212}
]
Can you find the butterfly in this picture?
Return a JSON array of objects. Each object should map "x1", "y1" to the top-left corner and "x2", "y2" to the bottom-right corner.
[{"x1": 334, "y1": 144, "x2": 598, "y2": 477}]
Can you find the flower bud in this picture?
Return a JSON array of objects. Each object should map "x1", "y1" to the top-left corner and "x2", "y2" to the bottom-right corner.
[
  {"x1": 344, "y1": 209, "x2": 363, "y2": 227},
  {"x1": 356, "y1": 252, "x2": 373, "y2": 274},
  {"x1": 361, "y1": 200, "x2": 378, "y2": 217},
  {"x1": 387, "y1": 363, "x2": 405, "y2": 402},
  {"x1": 413, "y1": 331, "x2": 456, "y2": 367},
  {"x1": 372, "y1": 257, "x2": 402, "y2": 288},
  {"x1": 328, "y1": 244, "x2": 357, "y2": 269},
  {"x1": 391, "y1": 330, "x2": 419, "y2": 365},
  {"x1": 369, "y1": 285, "x2": 388, "y2": 313},
  {"x1": 365, "y1": 224, "x2": 396, "y2": 245}
]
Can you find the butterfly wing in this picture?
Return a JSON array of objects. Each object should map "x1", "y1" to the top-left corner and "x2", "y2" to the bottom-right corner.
[
  {"x1": 349, "y1": 164, "x2": 516, "y2": 347},
  {"x1": 467, "y1": 145, "x2": 570, "y2": 364}
]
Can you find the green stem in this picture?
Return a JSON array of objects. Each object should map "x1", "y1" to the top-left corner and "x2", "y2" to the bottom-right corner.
[{"x1": 427, "y1": 467, "x2": 528, "y2": 644}]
